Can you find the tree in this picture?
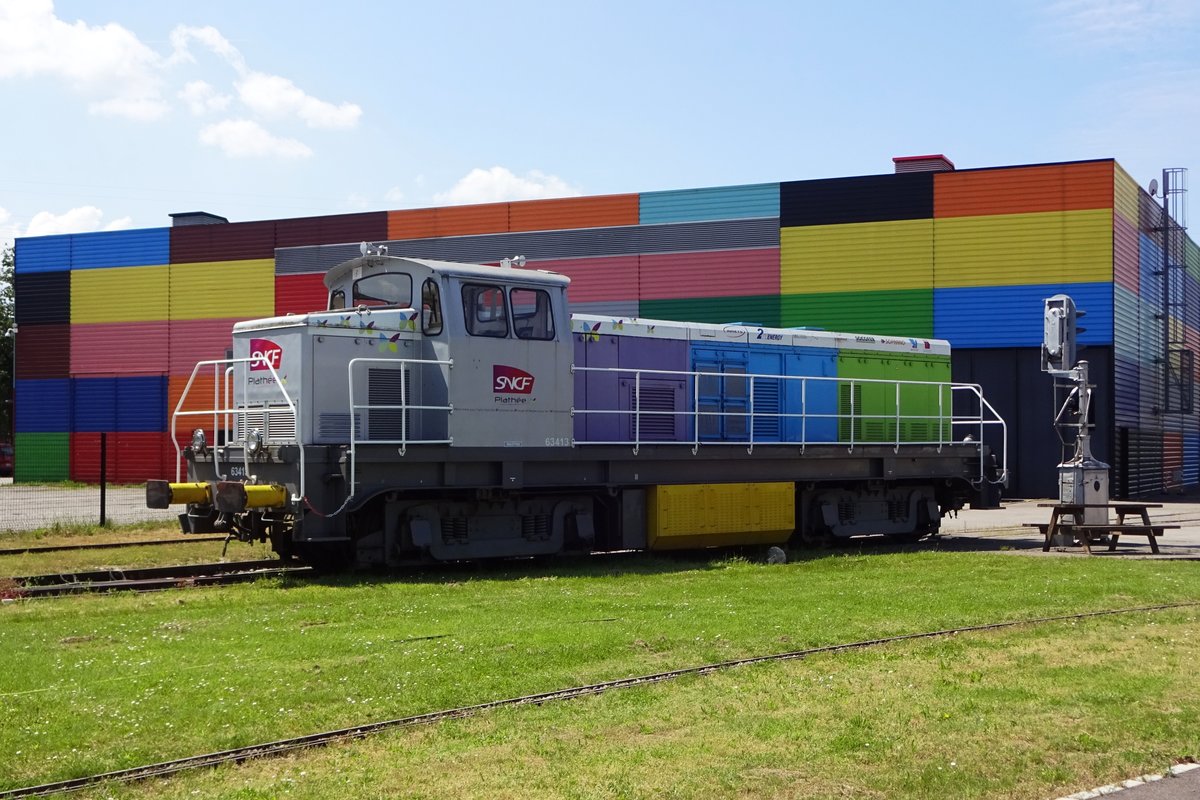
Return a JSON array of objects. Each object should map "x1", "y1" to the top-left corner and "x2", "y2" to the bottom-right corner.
[{"x1": 0, "y1": 245, "x2": 12, "y2": 441}]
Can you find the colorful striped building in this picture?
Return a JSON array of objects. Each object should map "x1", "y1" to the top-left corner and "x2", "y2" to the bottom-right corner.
[{"x1": 11, "y1": 157, "x2": 1196, "y2": 497}]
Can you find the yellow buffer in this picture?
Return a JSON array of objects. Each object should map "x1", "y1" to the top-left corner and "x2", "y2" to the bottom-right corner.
[
  {"x1": 934, "y1": 208, "x2": 1113, "y2": 288},
  {"x1": 146, "y1": 480, "x2": 211, "y2": 509},
  {"x1": 781, "y1": 219, "x2": 933, "y2": 295},
  {"x1": 647, "y1": 482, "x2": 795, "y2": 550},
  {"x1": 169, "y1": 259, "x2": 275, "y2": 320},
  {"x1": 72, "y1": 265, "x2": 169, "y2": 323}
]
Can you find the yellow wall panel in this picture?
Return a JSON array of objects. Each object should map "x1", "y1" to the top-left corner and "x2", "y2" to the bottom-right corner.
[
  {"x1": 647, "y1": 482, "x2": 794, "y2": 549},
  {"x1": 933, "y1": 209, "x2": 1113, "y2": 288},
  {"x1": 1114, "y1": 162, "x2": 1140, "y2": 229},
  {"x1": 71, "y1": 265, "x2": 169, "y2": 323},
  {"x1": 168, "y1": 259, "x2": 276, "y2": 320},
  {"x1": 780, "y1": 219, "x2": 933, "y2": 295}
]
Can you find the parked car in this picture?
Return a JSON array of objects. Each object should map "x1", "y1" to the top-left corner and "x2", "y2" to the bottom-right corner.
[{"x1": 0, "y1": 442, "x2": 12, "y2": 477}]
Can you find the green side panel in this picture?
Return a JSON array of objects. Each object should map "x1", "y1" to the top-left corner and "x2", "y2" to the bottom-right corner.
[
  {"x1": 780, "y1": 289, "x2": 933, "y2": 337},
  {"x1": 14, "y1": 432, "x2": 70, "y2": 483},
  {"x1": 837, "y1": 353, "x2": 950, "y2": 443},
  {"x1": 639, "y1": 295, "x2": 781, "y2": 327}
]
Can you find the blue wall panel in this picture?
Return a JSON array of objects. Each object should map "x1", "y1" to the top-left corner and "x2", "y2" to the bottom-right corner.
[
  {"x1": 639, "y1": 183, "x2": 780, "y2": 225},
  {"x1": 71, "y1": 228, "x2": 170, "y2": 269},
  {"x1": 71, "y1": 376, "x2": 168, "y2": 432},
  {"x1": 15, "y1": 379, "x2": 71, "y2": 433},
  {"x1": 14, "y1": 234, "x2": 71, "y2": 274},
  {"x1": 934, "y1": 282, "x2": 1113, "y2": 348},
  {"x1": 1139, "y1": 233, "x2": 1163, "y2": 307}
]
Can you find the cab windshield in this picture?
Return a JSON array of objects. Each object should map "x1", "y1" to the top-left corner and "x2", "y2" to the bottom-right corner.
[{"x1": 352, "y1": 272, "x2": 413, "y2": 308}]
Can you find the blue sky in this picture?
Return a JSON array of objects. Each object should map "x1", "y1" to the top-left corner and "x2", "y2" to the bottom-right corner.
[{"x1": 1, "y1": 0, "x2": 1198, "y2": 250}]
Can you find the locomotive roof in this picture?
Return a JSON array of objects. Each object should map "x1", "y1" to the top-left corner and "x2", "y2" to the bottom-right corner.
[{"x1": 325, "y1": 255, "x2": 571, "y2": 290}]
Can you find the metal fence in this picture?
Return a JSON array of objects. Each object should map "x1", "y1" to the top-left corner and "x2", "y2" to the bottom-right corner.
[{"x1": 0, "y1": 433, "x2": 176, "y2": 532}]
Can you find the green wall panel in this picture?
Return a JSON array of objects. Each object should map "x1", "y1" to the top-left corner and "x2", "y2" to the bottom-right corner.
[
  {"x1": 638, "y1": 295, "x2": 781, "y2": 328},
  {"x1": 780, "y1": 289, "x2": 933, "y2": 338},
  {"x1": 14, "y1": 432, "x2": 70, "y2": 483}
]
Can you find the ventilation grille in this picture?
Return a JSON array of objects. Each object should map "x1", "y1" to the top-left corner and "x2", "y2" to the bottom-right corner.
[
  {"x1": 752, "y1": 377, "x2": 780, "y2": 439},
  {"x1": 368, "y1": 368, "x2": 413, "y2": 441},
  {"x1": 632, "y1": 384, "x2": 678, "y2": 440},
  {"x1": 235, "y1": 408, "x2": 296, "y2": 441}
]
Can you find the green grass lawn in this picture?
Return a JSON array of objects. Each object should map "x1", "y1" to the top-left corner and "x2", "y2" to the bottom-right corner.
[{"x1": 2, "y1": 550, "x2": 1198, "y2": 797}]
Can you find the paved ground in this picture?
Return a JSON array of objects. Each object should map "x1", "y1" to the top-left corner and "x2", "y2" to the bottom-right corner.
[{"x1": 0, "y1": 483, "x2": 175, "y2": 531}]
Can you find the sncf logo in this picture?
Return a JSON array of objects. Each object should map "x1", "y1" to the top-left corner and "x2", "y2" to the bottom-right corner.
[
  {"x1": 493, "y1": 365, "x2": 535, "y2": 394},
  {"x1": 249, "y1": 339, "x2": 283, "y2": 372}
]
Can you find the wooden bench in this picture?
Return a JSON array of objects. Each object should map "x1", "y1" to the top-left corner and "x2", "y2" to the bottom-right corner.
[{"x1": 1029, "y1": 503, "x2": 1179, "y2": 555}]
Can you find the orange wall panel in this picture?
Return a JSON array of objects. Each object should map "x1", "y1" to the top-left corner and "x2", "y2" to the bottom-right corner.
[
  {"x1": 387, "y1": 203, "x2": 509, "y2": 240},
  {"x1": 934, "y1": 160, "x2": 1114, "y2": 218},
  {"x1": 509, "y1": 194, "x2": 639, "y2": 232}
]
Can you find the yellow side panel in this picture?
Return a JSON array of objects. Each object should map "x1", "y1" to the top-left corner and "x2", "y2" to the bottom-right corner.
[
  {"x1": 780, "y1": 219, "x2": 933, "y2": 295},
  {"x1": 1113, "y1": 162, "x2": 1139, "y2": 229},
  {"x1": 933, "y1": 209, "x2": 1113, "y2": 288},
  {"x1": 169, "y1": 259, "x2": 276, "y2": 320},
  {"x1": 648, "y1": 482, "x2": 795, "y2": 550},
  {"x1": 71, "y1": 265, "x2": 169, "y2": 323}
]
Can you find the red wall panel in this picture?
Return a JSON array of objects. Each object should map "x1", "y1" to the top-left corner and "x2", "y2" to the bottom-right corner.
[
  {"x1": 640, "y1": 248, "x2": 780, "y2": 301},
  {"x1": 275, "y1": 273, "x2": 328, "y2": 316},
  {"x1": 509, "y1": 195, "x2": 639, "y2": 232},
  {"x1": 168, "y1": 318, "x2": 239, "y2": 376},
  {"x1": 524, "y1": 256, "x2": 639, "y2": 303},
  {"x1": 170, "y1": 221, "x2": 276, "y2": 263},
  {"x1": 70, "y1": 321, "x2": 169, "y2": 375},
  {"x1": 70, "y1": 432, "x2": 167, "y2": 484},
  {"x1": 934, "y1": 160, "x2": 1114, "y2": 218},
  {"x1": 16, "y1": 323, "x2": 70, "y2": 379}
]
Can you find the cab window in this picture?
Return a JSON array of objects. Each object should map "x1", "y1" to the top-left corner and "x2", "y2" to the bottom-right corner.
[
  {"x1": 329, "y1": 289, "x2": 346, "y2": 310},
  {"x1": 462, "y1": 283, "x2": 508, "y2": 338},
  {"x1": 353, "y1": 272, "x2": 413, "y2": 308},
  {"x1": 510, "y1": 287, "x2": 555, "y2": 341},
  {"x1": 422, "y1": 278, "x2": 444, "y2": 336}
]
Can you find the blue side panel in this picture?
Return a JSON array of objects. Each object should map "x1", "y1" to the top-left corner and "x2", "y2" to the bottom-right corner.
[
  {"x1": 72, "y1": 377, "x2": 117, "y2": 432},
  {"x1": 72, "y1": 376, "x2": 169, "y2": 432},
  {"x1": 691, "y1": 345, "x2": 749, "y2": 442},
  {"x1": 14, "y1": 234, "x2": 71, "y2": 274},
  {"x1": 639, "y1": 183, "x2": 780, "y2": 225},
  {"x1": 15, "y1": 379, "x2": 71, "y2": 432},
  {"x1": 782, "y1": 347, "x2": 839, "y2": 444},
  {"x1": 934, "y1": 282, "x2": 1113, "y2": 348},
  {"x1": 1138, "y1": 233, "x2": 1163, "y2": 307},
  {"x1": 71, "y1": 228, "x2": 171, "y2": 269}
]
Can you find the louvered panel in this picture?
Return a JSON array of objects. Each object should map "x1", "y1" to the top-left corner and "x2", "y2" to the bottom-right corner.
[
  {"x1": 640, "y1": 295, "x2": 781, "y2": 328},
  {"x1": 16, "y1": 323, "x2": 70, "y2": 378},
  {"x1": 15, "y1": 432, "x2": 70, "y2": 482},
  {"x1": 71, "y1": 265, "x2": 169, "y2": 323},
  {"x1": 780, "y1": 289, "x2": 932, "y2": 338},
  {"x1": 933, "y1": 209, "x2": 1113, "y2": 288},
  {"x1": 71, "y1": 321, "x2": 168, "y2": 375},
  {"x1": 274, "y1": 212, "x2": 387, "y2": 250},
  {"x1": 14, "y1": 272, "x2": 70, "y2": 324},
  {"x1": 1114, "y1": 213, "x2": 1139, "y2": 294},
  {"x1": 235, "y1": 409, "x2": 297, "y2": 442},
  {"x1": 781, "y1": 219, "x2": 932, "y2": 294},
  {"x1": 70, "y1": 432, "x2": 169, "y2": 484},
  {"x1": 639, "y1": 183, "x2": 779, "y2": 224},
  {"x1": 780, "y1": 172, "x2": 933, "y2": 227},
  {"x1": 168, "y1": 318, "x2": 238, "y2": 375},
  {"x1": 509, "y1": 195, "x2": 639, "y2": 232},
  {"x1": 1114, "y1": 163, "x2": 1140, "y2": 228},
  {"x1": 641, "y1": 248, "x2": 779, "y2": 300},
  {"x1": 1187, "y1": 238, "x2": 1200, "y2": 283},
  {"x1": 170, "y1": 220, "x2": 276, "y2": 262},
  {"x1": 1113, "y1": 284, "x2": 1139, "y2": 365},
  {"x1": 1139, "y1": 233, "x2": 1164, "y2": 307},
  {"x1": 71, "y1": 228, "x2": 169, "y2": 269},
  {"x1": 1129, "y1": 429, "x2": 1164, "y2": 496},
  {"x1": 367, "y1": 367, "x2": 412, "y2": 440},
  {"x1": 275, "y1": 273, "x2": 330, "y2": 315},
  {"x1": 388, "y1": 203, "x2": 509, "y2": 240},
  {"x1": 15, "y1": 378, "x2": 70, "y2": 433},
  {"x1": 935, "y1": 282, "x2": 1112, "y2": 348},
  {"x1": 750, "y1": 376, "x2": 781, "y2": 439},
  {"x1": 1138, "y1": 300, "x2": 1164, "y2": 369},
  {"x1": 14, "y1": 233, "x2": 71, "y2": 274},
  {"x1": 274, "y1": 243, "x2": 360, "y2": 275},
  {"x1": 630, "y1": 384, "x2": 678, "y2": 440},
  {"x1": 168, "y1": 259, "x2": 275, "y2": 320},
  {"x1": 1113, "y1": 355, "x2": 1139, "y2": 426},
  {"x1": 933, "y1": 161, "x2": 1113, "y2": 218},
  {"x1": 525, "y1": 255, "x2": 638, "y2": 302},
  {"x1": 71, "y1": 376, "x2": 168, "y2": 432},
  {"x1": 1185, "y1": 433, "x2": 1200, "y2": 487}
]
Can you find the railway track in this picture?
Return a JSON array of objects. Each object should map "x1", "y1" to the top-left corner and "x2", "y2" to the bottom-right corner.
[
  {"x1": 2, "y1": 559, "x2": 311, "y2": 598},
  {"x1": 1, "y1": 601, "x2": 1195, "y2": 798},
  {"x1": 0, "y1": 536, "x2": 229, "y2": 556}
]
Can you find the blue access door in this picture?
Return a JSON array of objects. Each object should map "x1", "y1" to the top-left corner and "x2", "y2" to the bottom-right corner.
[{"x1": 693, "y1": 346, "x2": 748, "y2": 442}]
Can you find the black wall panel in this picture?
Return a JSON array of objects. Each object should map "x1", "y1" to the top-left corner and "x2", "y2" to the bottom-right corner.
[
  {"x1": 779, "y1": 172, "x2": 934, "y2": 227},
  {"x1": 14, "y1": 271, "x2": 70, "y2": 325}
]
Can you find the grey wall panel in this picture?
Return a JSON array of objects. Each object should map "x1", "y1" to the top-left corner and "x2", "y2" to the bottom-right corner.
[
  {"x1": 568, "y1": 300, "x2": 640, "y2": 319},
  {"x1": 274, "y1": 218, "x2": 780, "y2": 275}
]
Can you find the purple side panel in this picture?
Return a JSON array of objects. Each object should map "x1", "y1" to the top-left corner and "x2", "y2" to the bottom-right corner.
[
  {"x1": 616, "y1": 338, "x2": 689, "y2": 442},
  {"x1": 576, "y1": 334, "x2": 620, "y2": 441}
]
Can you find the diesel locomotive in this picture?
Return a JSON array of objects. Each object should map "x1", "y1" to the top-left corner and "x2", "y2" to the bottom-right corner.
[{"x1": 147, "y1": 251, "x2": 1008, "y2": 567}]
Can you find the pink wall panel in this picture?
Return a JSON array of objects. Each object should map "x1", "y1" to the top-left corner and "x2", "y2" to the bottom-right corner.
[
  {"x1": 523, "y1": 256, "x2": 639, "y2": 303},
  {"x1": 70, "y1": 321, "x2": 169, "y2": 375},
  {"x1": 1114, "y1": 212, "x2": 1138, "y2": 294},
  {"x1": 275, "y1": 273, "x2": 328, "y2": 316},
  {"x1": 639, "y1": 248, "x2": 780, "y2": 301},
  {"x1": 168, "y1": 318, "x2": 240, "y2": 376}
]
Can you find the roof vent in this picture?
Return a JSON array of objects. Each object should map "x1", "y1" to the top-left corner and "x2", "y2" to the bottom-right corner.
[
  {"x1": 892, "y1": 154, "x2": 955, "y2": 174},
  {"x1": 169, "y1": 211, "x2": 229, "y2": 226}
]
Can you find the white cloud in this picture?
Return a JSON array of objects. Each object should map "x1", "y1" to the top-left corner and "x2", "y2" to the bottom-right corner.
[
  {"x1": 198, "y1": 119, "x2": 313, "y2": 159},
  {"x1": 434, "y1": 167, "x2": 583, "y2": 206},
  {"x1": 1042, "y1": 0, "x2": 1200, "y2": 47},
  {"x1": 179, "y1": 80, "x2": 231, "y2": 114},
  {"x1": 0, "y1": 0, "x2": 169, "y2": 120},
  {"x1": 236, "y1": 72, "x2": 362, "y2": 129},
  {"x1": 24, "y1": 206, "x2": 132, "y2": 237},
  {"x1": 167, "y1": 24, "x2": 246, "y2": 73},
  {"x1": 384, "y1": 187, "x2": 406, "y2": 204}
]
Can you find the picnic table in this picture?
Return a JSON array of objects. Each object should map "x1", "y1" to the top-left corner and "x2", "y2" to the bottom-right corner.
[{"x1": 1024, "y1": 503, "x2": 1177, "y2": 554}]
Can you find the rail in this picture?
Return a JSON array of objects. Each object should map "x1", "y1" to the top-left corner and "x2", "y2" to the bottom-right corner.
[{"x1": 571, "y1": 366, "x2": 1008, "y2": 486}]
